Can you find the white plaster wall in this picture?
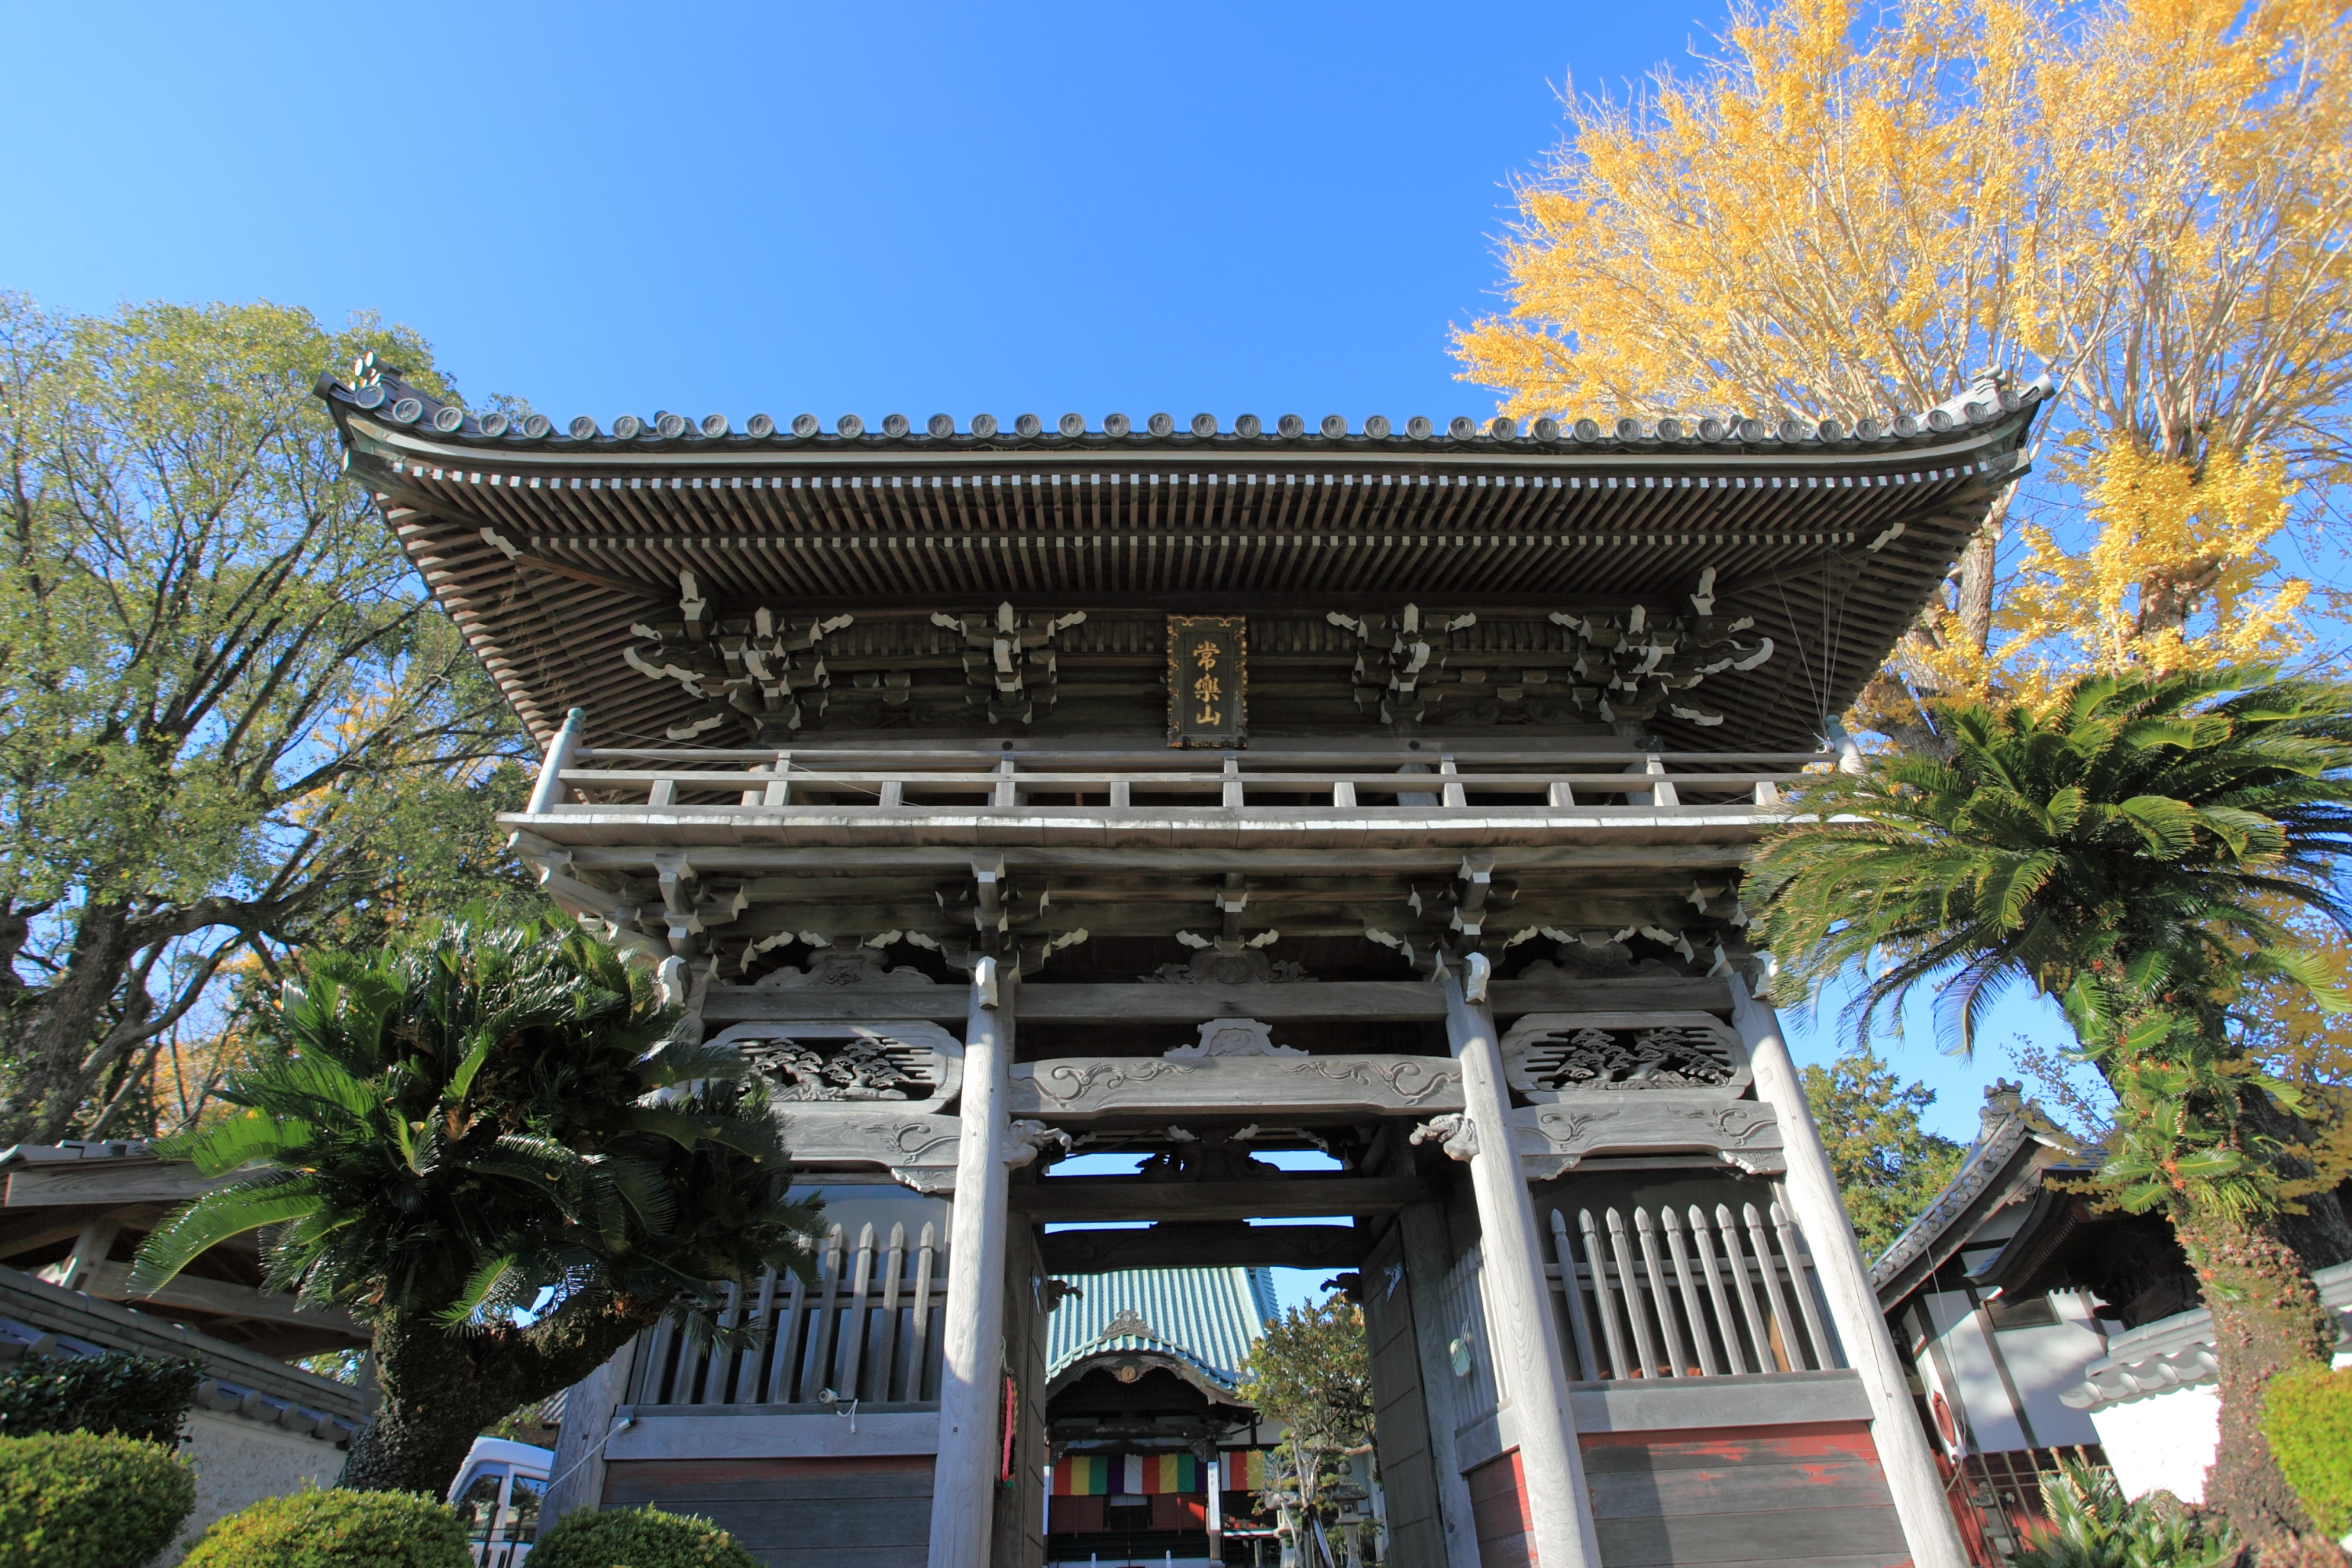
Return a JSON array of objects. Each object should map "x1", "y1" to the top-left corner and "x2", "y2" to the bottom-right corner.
[
  {"x1": 2089, "y1": 1384, "x2": 2220, "y2": 1504},
  {"x1": 2090, "y1": 1348, "x2": 2352, "y2": 1508},
  {"x1": 1923, "y1": 1289, "x2": 2105, "y2": 1452},
  {"x1": 1924, "y1": 1291, "x2": 2027, "y2": 1452},
  {"x1": 157, "y1": 1409, "x2": 345, "y2": 1565},
  {"x1": 1987, "y1": 1298, "x2": 2104, "y2": 1450}
]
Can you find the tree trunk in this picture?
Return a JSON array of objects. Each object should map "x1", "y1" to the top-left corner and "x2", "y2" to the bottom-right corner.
[
  {"x1": 0, "y1": 898, "x2": 138, "y2": 1145},
  {"x1": 2237, "y1": 1087, "x2": 2352, "y2": 1275},
  {"x1": 338, "y1": 1311, "x2": 515, "y2": 1496},
  {"x1": 339, "y1": 1299, "x2": 660, "y2": 1497},
  {"x1": 1955, "y1": 524, "x2": 1999, "y2": 655},
  {"x1": 2172, "y1": 1208, "x2": 2343, "y2": 1561}
]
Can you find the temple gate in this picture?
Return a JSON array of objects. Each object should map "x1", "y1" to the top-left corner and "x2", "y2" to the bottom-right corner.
[{"x1": 321, "y1": 363, "x2": 2045, "y2": 1568}]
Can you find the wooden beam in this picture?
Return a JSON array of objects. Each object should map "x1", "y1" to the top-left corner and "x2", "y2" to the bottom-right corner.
[
  {"x1": 1010, "y1": 1174, "x2": 1432, "y2": 1223},
  {"x1": 608, "y1": 1409, "x2": 942, "y2": 1461},
  {"x1": 82, "y1": 1261, "x2": 368, "y2": 1338},
  {"x1": 1014, "y1": 1054, "x2": 1462, "y2": 1120},
  {"x1": 506, "y1": 546, "x2": 673, "y2": 602},
  {"x1": 548, "y1": 843, "x2": 1758, "y2": 876},
  {"x1": 3, "y1": 1160, "x2": 230, "y2": 1208},
  {"x1": 1569, "y1": 1369, "x2": 1871, "y2": 1432},
  {"x1": 1040, "y1": 1224, "x2": 1365, "y2": 1272},
  {"x1": 703, "y1": 975, "x2": 1734, "y2": 1025}
]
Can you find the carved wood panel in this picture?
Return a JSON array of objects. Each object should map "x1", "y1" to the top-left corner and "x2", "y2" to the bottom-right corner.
[
  {"x1": 1498, "y1": 1011, "x2": 1751, "y2": 1102},
  {"x1": 708, "y1": 1020, "x2": 964, "y2": 1115}
]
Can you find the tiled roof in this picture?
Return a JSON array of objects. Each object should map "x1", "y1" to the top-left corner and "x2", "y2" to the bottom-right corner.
[
  {"x1": 0, "y1": 1265, "x2": 365, "y2": 1446},
  {"x1": 0, "y1": 1138, "x2": 153, "y2": 1165},
  {"x1": 1047, "y1": 1265, "x2": 1279, "y2": 1394},
  {"x1": 320, "y1": 361, "x2": 2045, "y2": 752},
  {"x1": 2061, "y1": 1259, "x2": 2352, "y2": 1412},
  {"x1": 1869, "y1": 1083, "x2": 2093, "y2": 1305},
  {"x1": 325, "y1": 354, "x2": 2053, "y2": 458}
]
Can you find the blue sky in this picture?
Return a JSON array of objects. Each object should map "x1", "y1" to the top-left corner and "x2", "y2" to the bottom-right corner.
[
  {"x1": 1, "y1": 2, "x2": 1686, "y2": 430},
  {"x1": 1, "y1": 2, "x2": 2066, "y2": 1152}
]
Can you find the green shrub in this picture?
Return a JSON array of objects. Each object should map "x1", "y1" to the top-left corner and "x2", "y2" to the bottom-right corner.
[
  {"x1": 0, "y1": 1351, "x2": 201, "y2": 1445},
  {"x1": 528, "y1": 1504, "x2": 760, "y2": 1568},
  {"x1": 179, "y1": 1484, "x2": 470, "y2": 1568},
  {"x1": 0, "y1": 1429, "x2": 195, "y2": 1568},
  {"x1": 2012, "y1": 1461, "x2": 2237, "y2": 1568},
  {"x1": 2262, "y1": 1362, "x2": 2352, "y2": 1538}
]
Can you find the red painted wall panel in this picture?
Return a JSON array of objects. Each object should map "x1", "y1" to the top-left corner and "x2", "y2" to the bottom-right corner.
[
  {"x1": 1053, "y1": 1495, "x2": 1105, "y2": 1533},
  {"x1": 1575, "y1": 1421, "x2": 1911, "y2": 1568},
  {"x1": 1467, "y1": 1449, "x2": 1534, "y2": 1568}
]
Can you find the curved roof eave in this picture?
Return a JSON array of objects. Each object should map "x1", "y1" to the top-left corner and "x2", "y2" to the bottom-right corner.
[{"x1": 317, "y1": 365, "x2": 2054, "y2": 473}]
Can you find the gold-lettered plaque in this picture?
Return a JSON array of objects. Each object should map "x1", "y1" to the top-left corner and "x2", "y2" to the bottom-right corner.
[{"x1": 1167, "y1": 616, "x2": 1247, "y2": 747}]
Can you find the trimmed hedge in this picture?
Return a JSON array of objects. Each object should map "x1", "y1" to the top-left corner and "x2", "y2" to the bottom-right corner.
[
  {"x1": 179, "y1": 1484, "x2": 470, "y2": 1568},
  {"x1": 528, "y1": 1504, "x2": 760, "y2": 1568},
  {"x1": 0, "y1": 1351, "x2": 201, "y2": 1445},
  {"x1": 2262, "y1": 1362, "x2": 2352, "y2": 1538},
  {"x1": 0, "y1": 1430, "x2": 196, "y2": 1568}
]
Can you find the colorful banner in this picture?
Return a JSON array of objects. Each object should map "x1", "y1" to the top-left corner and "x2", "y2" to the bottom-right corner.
[
  {"x1": 1221, "y1": 1449, "x2": 1271, "y2": 1490},
  {"x1": 1054, "y1": 1455, "x2": 1107, "y2": 1497},
  {"x1": 1051, "y1": 1453, "x2": 1200, "y2": 1495}
]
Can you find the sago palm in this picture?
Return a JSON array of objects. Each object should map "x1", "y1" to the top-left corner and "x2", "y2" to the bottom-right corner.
[
  {"x1": 129, "y1": 917, "x2": 822, "y2": 1495},
  {"x1": 1748, "y1": 667, "x2": 2352, "y2": 1551}
]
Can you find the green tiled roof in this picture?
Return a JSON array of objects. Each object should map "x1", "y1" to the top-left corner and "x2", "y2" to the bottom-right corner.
[{"x1": 1048, "y1": 1266, "x2": 1278, "y2": 1393}]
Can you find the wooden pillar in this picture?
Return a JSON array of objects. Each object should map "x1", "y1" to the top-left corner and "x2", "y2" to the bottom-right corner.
[
  {"x1": 928, "y1": 959, "x2": 1014, "y2": 1568},
  {"x1": 525, "y1": 706, "x2": 586, "y2": 813},
  {"x1": 1442, "y1": 966, "x2": 1601, "y2": 1568},
  {"x1": 1733, "y1": 978, "x2": 1969, "y2": 1568},
  {"x1": 1207, "y1": 1454, "x2": 1223, "y2": 1559},
  {"x1": 1398, "y1": 1200, "x2": 1486, "y2": 1568}
]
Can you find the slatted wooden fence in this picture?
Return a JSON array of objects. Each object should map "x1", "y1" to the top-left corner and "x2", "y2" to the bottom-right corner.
[
  {"x1": 1433, "y1": 1243, "x2": 1508, "y2": 1440},
  {"x1": 630, "y1": 1221, "x2": 945, "y2": 1408},
  {"x1": 1544, "y1": 1199, "x2": 1841, "y2": 1381}
]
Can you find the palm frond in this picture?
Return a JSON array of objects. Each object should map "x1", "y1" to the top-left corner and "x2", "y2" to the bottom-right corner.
[
  {"x1": 602, "y1": 1156, "x2": 681, "y2": 1234},
  {"x1": 436, "y1": 1254, "x2": 523, "y2": 1328},
  {"x1": 637, "y1": 1037, "x2": 751, "y2": 1088},
  {"x1": 153, "y1": 1106, "x2": 313, "y2": 1174},
  {"x1": 127, "y1": 1172, "x2": 325, "y2": 1295}
]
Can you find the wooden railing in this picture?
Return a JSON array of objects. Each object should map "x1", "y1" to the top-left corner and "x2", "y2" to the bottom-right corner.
[
  {"x1": 535, "y1": 746, "x2": 1828, "y2": 814},
  {"x1": 630, "y1": 1221, "x2": 945, "y2": 1409},
  {"x1": 1544, "y1": 1199, "x2": 1841, "y2": 1381}
]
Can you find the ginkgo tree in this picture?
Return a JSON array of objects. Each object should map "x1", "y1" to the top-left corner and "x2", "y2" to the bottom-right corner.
[{"x1": 1454, "y1": 0, "x2": 2352, "y2": 740}]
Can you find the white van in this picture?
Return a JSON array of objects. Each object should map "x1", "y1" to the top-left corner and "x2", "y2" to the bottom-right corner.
[{"x1": 448, "y1": 1436, "x2": 554, "y2": 1566}]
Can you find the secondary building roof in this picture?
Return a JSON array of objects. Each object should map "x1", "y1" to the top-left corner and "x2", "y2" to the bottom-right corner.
[
  {"x1": 1870, "y1": 1083, "x2": 2095, "y2": 1312},
  {"x1": 1047, "y1": 1265, "x2": 1278, "y2": 1397}
]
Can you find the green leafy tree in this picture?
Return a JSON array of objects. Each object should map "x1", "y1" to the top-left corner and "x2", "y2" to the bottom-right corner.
[
  {"x1": 0, "y1": 292, "x2": 535, "y2": 1147},
  {"x1": 1238, "y1": 1294, "x2": 1374, "y2": 1563},
  {"x1": 126, "y1": 917, "x2": 824, "y2": 1497},
  {"x1": 1799, "y1": 1051, "x2": 1966, "y2": 1260},
  {"x1": 1750, "y1": 667, "x2": 2352, "y2": 1552}
]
